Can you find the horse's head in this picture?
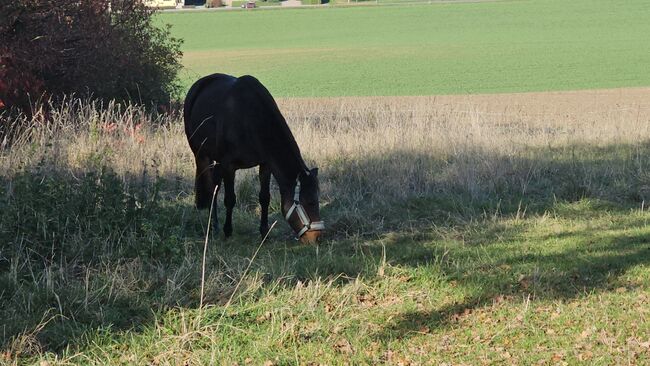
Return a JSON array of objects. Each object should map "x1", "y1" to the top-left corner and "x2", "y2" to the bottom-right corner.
[{"x1": 283, "y1": 168, "x2": 324, "y2": 243}]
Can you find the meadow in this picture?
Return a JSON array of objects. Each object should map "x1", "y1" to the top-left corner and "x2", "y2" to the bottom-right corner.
[
  {"x1": 160, "y1": 0, "x2": 650, "y2": 96},
  {"x1": 3, "y1": 0, "x2": 650, "y2": 364},
  {"x1": 2, "y1": 89, "x2": 650, "y2": 364}
]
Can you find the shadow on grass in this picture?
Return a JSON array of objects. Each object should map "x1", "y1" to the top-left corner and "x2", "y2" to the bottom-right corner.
[
  {"x1": 374, "y1": 215, "x2": 650, "y2": 340},
  {"x1": 1, "y1": 140, "x2": 650, "y2": 353},
  {"x1": 0, "y1": 167, "x2": 206, "y2": 352},
  {"x1": 312, "y1": 141, "x2": 650, "y2": 341}
]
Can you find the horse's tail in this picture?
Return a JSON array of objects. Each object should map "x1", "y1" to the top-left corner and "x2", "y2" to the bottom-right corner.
[
  {"x1": 236, "y1": 75, "x2": 309, "y2": 172},
  {"x1": 183, "y1": 74, "x2": 215, "y2": 132}
]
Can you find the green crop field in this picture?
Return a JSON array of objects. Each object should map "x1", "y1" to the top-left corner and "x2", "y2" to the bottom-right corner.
[{"x1": 159, "y1": 0, "x2": 650, "y2": 97}]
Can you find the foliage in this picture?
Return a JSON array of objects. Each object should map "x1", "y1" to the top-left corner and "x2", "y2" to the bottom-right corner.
[{"x1": 0, "y1": 0, "x2": 183, "y2": 114}]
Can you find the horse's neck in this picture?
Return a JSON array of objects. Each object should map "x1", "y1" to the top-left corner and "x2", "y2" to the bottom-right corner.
[
  {"x1": 263, "y1": 112, "x2": 306, "y2": 197},
  {"x1": 269, "y1": 152, "x2": 304, "y2": 198}
]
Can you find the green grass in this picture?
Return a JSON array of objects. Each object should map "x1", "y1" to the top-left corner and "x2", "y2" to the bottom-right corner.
[
  {"x1": 159, "y1": 0, "x2": 650, "y2": 96},
  {"x1": 5, "y1": 186, "x2": 650, "y2": 364}
]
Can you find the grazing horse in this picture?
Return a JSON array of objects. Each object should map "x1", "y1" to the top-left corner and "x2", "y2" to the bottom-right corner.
[{"x1": 183, "y1": 73, "x2": 324, "y2": 243}]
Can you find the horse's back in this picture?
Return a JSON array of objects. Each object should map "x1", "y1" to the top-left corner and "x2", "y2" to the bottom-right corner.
[
  {"x1": 184, "y1": 73, "x2": 236, "y2": 130},
  {"x1": 183, "y1": 74, "x2": 278, "y2": 167}
]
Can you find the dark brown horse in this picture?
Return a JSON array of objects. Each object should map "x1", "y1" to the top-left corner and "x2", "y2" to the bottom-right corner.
[{"x1": 183, "y1": 73, "x2": 324, "y2": 243}]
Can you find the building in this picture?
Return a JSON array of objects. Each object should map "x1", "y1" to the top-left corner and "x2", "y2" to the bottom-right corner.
[{"x1": 144, "y1": 0, "x2": 182, "y2": 8}]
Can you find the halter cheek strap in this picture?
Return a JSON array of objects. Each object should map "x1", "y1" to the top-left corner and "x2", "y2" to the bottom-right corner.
[{"x1": 284, "y1": 180, "x2": 325, "y2": 237}]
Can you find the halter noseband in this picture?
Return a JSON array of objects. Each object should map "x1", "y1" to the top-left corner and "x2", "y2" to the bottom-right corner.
[{"x1": 284, "y1": 179, "x2": 325, "y2": 238}]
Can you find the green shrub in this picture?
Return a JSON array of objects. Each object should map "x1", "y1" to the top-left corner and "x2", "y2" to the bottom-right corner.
[{"x1": 301, "y1": 0, "x2": 322, "y2": 4}]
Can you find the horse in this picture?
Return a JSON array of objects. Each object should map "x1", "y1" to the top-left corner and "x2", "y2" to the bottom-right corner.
[{"x1": 183, "y1": 73, "x2": 324, "y2": 243}]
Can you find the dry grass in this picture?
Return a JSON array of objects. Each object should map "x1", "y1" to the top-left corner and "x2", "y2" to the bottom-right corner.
[
  {"x1": 4, "y1": 88, "x2": 649, "y2": 204},
  {"x1": 281, "y1": 89, "x2": 650, "y2": 199}
]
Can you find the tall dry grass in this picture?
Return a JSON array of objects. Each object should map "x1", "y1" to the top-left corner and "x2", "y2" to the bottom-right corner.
[
  {"x1": 4, "y1": 90, "x2": 649, "y2": 208},
  {"x1": 282, "y1": 93, "x2": 650, "y2": 203}
]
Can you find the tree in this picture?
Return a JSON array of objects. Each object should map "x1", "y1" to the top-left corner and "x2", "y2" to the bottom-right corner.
[{"x1": 0, "y1": 0, "x2": 183, "y2": 114}]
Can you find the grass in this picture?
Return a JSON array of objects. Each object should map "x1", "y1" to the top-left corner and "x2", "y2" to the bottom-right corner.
[
  {"x1": 1, "y1": 93, "x2": 650, "y2": 364},
  {"x1": 158, "y1": 0, "x2": 650, "y2": 96}
]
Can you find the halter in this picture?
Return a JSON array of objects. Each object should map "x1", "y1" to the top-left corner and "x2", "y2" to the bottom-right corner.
[{"x1": 284, "y1": 179, "x2": 325, "y2": 238}]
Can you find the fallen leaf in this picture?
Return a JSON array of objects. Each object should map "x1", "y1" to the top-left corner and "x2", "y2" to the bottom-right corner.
[
  {"x1": 256, "y1": 312, "x2": 272, "y2": 323},
  {"x1": 577, "y1": 351, "x2": 593, "y2": 361},
  {"x1": 551, "y1": 353, "x2": 564, "y2": 362},
  {"x1": 325, "y1": 303, "x2": 334, "y2": 313},
  {"x1": 334, "y1": 339, "x2": 354, "y2": 354}
]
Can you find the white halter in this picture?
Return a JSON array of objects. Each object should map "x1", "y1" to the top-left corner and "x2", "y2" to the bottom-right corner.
[{"x1": 284, "y1": 179, "x2": 325, "y2": 237}]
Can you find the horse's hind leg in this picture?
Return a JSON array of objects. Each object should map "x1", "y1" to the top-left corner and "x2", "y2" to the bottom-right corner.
[
  {"x1": 194, "y1": 155, "x2": 215, "y2": 210},
  {"x1": 258, "y1": 164, "x2": 271, "y2": 236},
  {"x1": 223, "y1": 168, "x2": 236, "y2": 238}
]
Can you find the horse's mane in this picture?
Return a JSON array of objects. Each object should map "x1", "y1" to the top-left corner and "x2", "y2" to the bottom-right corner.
[{"x1": 237, "y1": 75, "x2": 308, "y2": 172}]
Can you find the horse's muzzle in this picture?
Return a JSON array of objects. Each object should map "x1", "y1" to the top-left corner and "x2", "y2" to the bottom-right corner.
[{"x1": 300, "y1": 229, "x2": 323, "y2": 244}]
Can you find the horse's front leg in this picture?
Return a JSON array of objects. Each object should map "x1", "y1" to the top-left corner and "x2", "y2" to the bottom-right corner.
[
  {"x1": 223, "y1": 168, "x2": 236, "y2": 238},
  {"x1": 258, "y1": 164, "x2": 271, "y2": 236}
]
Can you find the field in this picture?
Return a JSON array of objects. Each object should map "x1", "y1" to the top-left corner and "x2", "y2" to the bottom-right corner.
[
  {"x1": 2, "y1": 89, "x2": 650, "y2": 364},
  {"x1": 3, "y1": 0, "x2": 650, "y2": 364},
  {"x1": 160, "y1": 0, "x2": 650, "y2": 96}
]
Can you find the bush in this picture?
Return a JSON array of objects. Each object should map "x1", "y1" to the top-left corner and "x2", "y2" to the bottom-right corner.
[
  {"x1": 301, "y1": 0, "x2": 322, "y2": 4},
  {"x1": 0, "y1": 0, "x2": 183, "y2": 114},
  {"x1": 206, "y1": 0, "x2": 224, "y2": 7}
]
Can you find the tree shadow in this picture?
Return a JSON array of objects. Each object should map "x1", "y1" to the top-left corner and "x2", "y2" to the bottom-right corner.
[
  {"x1": 2, "y1": 139, "x2": 650, "y2": 354},
  {"x1": 0, "y1": 167, "x2": 207, "y2": 352},
  {"x1": 375, "y1": 219, "x2": 650, "y2": 340},
  {"x1": 309, "y1": 141, "x2": 650, "y2": 341}
]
